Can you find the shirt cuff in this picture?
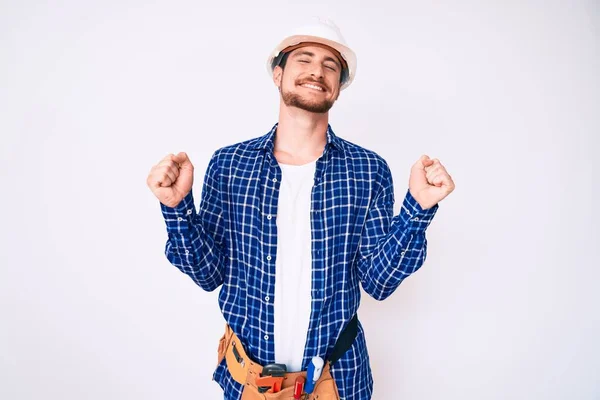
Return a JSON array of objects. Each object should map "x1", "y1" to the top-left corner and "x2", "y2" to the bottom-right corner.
[
  {"x1": 399, "y1": 189, "x2": 438, "y2": 232},
  {"x1": 160, "y1": 191, "x2": 197, "y2": 233}
]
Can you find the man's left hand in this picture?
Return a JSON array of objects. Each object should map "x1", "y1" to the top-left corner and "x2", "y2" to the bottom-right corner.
[{"x1": 409, "y1": 155, "x2": 455, "y2": 210}]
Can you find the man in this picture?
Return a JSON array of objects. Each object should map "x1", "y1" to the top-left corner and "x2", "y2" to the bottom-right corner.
[{"x1": 147, "y1": 18, "x2": 455, "y2": 400}]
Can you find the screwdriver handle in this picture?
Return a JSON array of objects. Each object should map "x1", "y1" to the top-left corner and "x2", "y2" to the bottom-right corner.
[
  {"x1": 304, "y1": 356, "x2": 324, "y2": 394},
  {"x1": 294, "y1": 375, "x2": 306, "y2": 399}
]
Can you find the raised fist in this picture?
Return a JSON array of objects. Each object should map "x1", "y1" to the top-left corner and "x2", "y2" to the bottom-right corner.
[
  {"x1": 409, "y1": 155, "x2": 455, "y2": 210},
  {"x1": 147, "y1": 152, "x2": 194, "y2": 208}
]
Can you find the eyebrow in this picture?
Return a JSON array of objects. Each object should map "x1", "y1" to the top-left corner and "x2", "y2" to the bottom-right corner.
[{"x1": 292, "y1": 51, "x2": 341, "y2": 69}]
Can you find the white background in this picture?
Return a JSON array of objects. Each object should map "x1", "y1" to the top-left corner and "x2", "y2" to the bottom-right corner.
[{"x1": 1, "y1": 0, "x2": 598, "y2": 399}]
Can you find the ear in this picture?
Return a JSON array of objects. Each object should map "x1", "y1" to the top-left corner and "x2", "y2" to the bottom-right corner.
[{"x1": 272, "y1": 66, "x2": 283, "y2": 89}]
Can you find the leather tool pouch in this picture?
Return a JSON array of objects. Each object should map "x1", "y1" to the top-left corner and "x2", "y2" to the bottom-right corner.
[
  {"x1": 239, "y1": 371, "x2": 339, "y2": 400},
  {"x1": 217, "y1": 323, "x2": 249, "y2": 384},
  {"x1": 217, "y1": 324, "x2": 341, "y2": 400}
]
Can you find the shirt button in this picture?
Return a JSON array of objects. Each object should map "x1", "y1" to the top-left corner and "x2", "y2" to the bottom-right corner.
[
  {"x1": 186, "y1": 209, "x2": 192, "y2": 215},
  {"x1": 264, "y1": 335, "x2": 269, "y2": 340},
  {"x1": 413, "y1": 217, "x2": 419, "y2": 221},
  {"x1": 185, "y1": 250, "x2": 190, "y2": 255},
  {"x1": 401, "y1": 251, "x2": 405, "y2": 256},
  {"x1": 272, "y1": 178, "x2": 277, "y2": 182},
  {"x1": 266, "y1": 256, "x2": 272, "y2": 261},
  {"x1": 267, "y1": 215, "x2": 272, "y2": 220},
  {"x1": 177, "y1": 217, "x2": 183, "y2": 221},
  {"x1": 265, "y1": 296, "x2": 270, "y2": 301}
]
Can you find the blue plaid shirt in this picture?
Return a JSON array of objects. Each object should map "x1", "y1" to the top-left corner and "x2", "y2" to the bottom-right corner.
[{"x1": 160, "y1": 123, "x2": 438, "y2": 399}]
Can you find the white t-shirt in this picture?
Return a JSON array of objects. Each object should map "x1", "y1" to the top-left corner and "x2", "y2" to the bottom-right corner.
[{"x1": 274, "y1": 158, "x2": 317, "y2": 372}]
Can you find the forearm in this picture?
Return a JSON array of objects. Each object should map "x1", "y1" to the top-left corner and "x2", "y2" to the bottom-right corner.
[
  {"x1": 161, "y1": 191, "x2": 225, "y2": 292},
  {"x1": 357, "y1": 189, "x2": 438, "y2": 300}
]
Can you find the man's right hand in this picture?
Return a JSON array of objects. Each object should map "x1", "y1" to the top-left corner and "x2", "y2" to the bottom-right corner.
[{"x1": 147, "y1": 152, "x2": 194, "y2": 208}]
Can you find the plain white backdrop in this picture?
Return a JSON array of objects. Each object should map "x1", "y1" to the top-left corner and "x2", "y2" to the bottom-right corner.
[{"x1": 1, "y1": 0, "x2": 598, "y2": 399}]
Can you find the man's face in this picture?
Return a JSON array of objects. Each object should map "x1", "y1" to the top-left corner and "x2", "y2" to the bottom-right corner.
[{"x1": 274, "y1": 45, "x2": 343, "y2": 114}]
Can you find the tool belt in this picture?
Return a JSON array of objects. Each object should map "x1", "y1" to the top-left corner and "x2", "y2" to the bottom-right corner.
[{"x1": 216, "y1": 315, "x2": 358, "y2": 400}]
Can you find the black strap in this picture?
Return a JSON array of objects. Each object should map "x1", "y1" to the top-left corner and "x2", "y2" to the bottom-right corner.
[{"x1": 327, "y1": 314, "x2": 358, "y2": 366}]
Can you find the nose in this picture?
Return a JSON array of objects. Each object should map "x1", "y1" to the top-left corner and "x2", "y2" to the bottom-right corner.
[{"x1": 310, "y1": 63, "x2": 325, "y2": 80}]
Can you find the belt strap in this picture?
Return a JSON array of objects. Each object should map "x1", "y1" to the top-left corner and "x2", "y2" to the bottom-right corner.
[{"x1": 327, "y1": 314, "x2": 358, "y2": 366}]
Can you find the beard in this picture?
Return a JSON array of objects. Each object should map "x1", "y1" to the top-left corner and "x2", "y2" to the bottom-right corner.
[{"x1": 281, "y1": 82, "x2": 336, "y2": 114}]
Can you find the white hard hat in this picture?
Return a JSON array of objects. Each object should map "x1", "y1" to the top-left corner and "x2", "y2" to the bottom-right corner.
[{"x1": 266, "y1": 17, "x2": 357, "y2": 91}]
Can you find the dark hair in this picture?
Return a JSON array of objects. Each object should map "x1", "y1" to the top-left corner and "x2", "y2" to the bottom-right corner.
[{"x1": 272, "y1": 51, "x2": 348, "y2": 84}]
